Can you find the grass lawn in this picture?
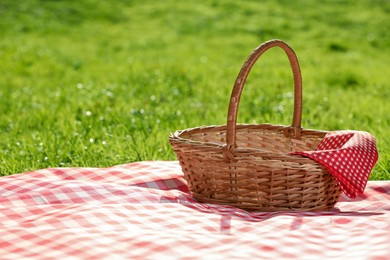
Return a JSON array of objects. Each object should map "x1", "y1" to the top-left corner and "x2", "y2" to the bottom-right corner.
[{"x1": 0, "y1": 0, "x2": 389, "y2": 179}]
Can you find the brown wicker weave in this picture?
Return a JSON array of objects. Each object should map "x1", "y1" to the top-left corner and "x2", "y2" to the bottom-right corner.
[{"x1": 169, "y1": 39, "x2": 341, "y2": 211}]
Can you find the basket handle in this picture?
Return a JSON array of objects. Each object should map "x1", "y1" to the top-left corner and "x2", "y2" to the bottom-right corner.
[{"x1": 224, "y1": 39, "x2": 302, "y2": 161}]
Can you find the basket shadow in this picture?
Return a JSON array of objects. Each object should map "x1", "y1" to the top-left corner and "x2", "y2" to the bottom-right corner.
[
  {"x1": 176, "y1": 199, "x2": 384, "y2": 233},
  {"x1": 130, "y1": 178, "x2": 190, "y2": 193}
]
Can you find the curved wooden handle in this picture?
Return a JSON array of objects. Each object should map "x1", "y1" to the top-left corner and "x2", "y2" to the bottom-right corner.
[{"x1": 224, "y1": 39, "x2": 303, "y2": 157}]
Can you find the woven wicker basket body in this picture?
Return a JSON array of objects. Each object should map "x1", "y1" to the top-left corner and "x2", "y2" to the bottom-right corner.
[{"x1": 170, "y1": 40, "x2": 341, "y2": 211}]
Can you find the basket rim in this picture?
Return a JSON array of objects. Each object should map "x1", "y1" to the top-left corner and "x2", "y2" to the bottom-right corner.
[
  {"x1": 170, "y1": 123, "x2": 327, "y2": 138},
  {"x1": 169, "y1": 123, "x2": 328, "y2": 157}
]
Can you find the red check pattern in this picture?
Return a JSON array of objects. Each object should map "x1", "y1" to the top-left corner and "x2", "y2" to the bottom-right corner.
[
  {"x1": 0, "y1": 161, "x2": 389, "y2": 259},
  {"x1": 293, "y1": 130, "x2": 379, "y2": 198}
]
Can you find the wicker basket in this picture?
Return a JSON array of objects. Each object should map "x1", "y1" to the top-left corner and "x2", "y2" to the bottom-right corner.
[{"x1": 169, "y1": 39, "x2": 341, "y2": 211}]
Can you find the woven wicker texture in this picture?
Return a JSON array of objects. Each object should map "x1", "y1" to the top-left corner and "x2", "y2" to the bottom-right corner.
[{"x1": 170, "y1": 40, "x2": 341, "y2": 211}]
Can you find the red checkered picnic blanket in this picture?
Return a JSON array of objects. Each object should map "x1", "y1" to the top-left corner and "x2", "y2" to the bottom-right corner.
[{"x1": 0, "y1": 161, "x2": 389, "y2": 259}]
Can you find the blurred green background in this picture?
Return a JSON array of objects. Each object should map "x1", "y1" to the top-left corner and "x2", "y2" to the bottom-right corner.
[{"x1": 0, "y1": 0, "x2": 389, "y2": 179}]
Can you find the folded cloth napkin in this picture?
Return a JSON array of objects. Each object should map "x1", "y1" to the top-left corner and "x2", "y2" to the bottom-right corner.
[{"x1": 292, "y1": 130, "x2": 379, "y2": 198}]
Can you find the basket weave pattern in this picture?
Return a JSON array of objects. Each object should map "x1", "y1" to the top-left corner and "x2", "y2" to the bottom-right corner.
[{"x1": 170, "y1": 40, "x2": 341, "y2": 211}]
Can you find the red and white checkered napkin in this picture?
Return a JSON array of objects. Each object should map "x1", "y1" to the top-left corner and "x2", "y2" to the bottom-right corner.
[{"x1": 292, "y1": 130, "x2": 379, "y2": 198}]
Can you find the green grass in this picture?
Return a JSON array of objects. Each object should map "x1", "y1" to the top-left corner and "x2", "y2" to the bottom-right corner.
[{"x1": 0, "y1": 0, "x2": 389, "y2": 179}]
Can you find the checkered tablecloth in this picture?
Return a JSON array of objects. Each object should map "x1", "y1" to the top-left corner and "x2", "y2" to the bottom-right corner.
[{"x1": 0, "y1": 161, "x2": 389, "y2": 259}]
